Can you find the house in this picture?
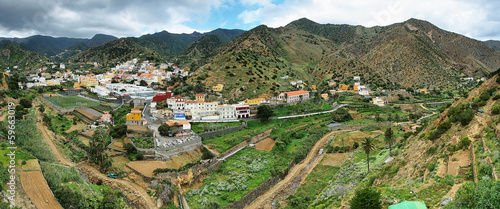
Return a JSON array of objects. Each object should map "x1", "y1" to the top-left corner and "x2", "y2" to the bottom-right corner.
[
  {"x1": 311, "y1": 85, "x2": 316, "y2": 91},
  {"x1": 132, "y1": 98, "x2": 146, "y2": 108},
  {"x1": 191, "y1": 108, "x2": 216, "y2": 120},
  {"x1": 218, "y1": 104, "x2": 236, "y2": 119},
  {"x1": 205, "y1": 102, "x2": 219, "y2": 112},
  {"x1": 418, "y1": 88, "x2": 429, "y2": 94},
  {"x1": 338, "y1": 84, "x2": 349, "y2": 91},
  {"x1": 99, "y1": 112, "x2": 112, "y2": 123},
  {"x1": 244, "y1": 98, "x2": 261, "y2": 106},
  {"x1": 371, "y1": 97, "x2": 388, "y2": 107},
  {"x1": 329, "y1": 90, "x2": 336, "y2": 95},
  {"x1": 212, "y1": 84, "x2": 224, "y2": 92},
  {"x1": 152, "y1": 92, "x2": 172, "y2": 102},
  {"x1": 358, "y1": 90, "x2": 370, "y2": 96},
  {"x1": 328, "y1": 80, "x2": 336, "y2": 87},
  {"x1": 165, "y1": 120, "x2": 191, "y2": 130},
  {"x1": 185, "y1": 101, "x2": 205, "y2": 110},
  {"x1": 321, "y1": 93, "x2": 329, "y2": 100},
  {"x1": 353, "y1": 85, "x2": 359, "y2": 92},
  {"x1": 126, "y1": 109, "x2": 142, "y2": 125},
  {"x1": 196, "y1": 94, "x2": 206, "y2": 102},
  {"x1": 290, "y1": 80, "x2": 297, "y2": 86},
  {"x1": 234, "y1": 104, "x2": 250, "y2": 118},
  {"x1": 353, "y1": 76, "x2": 360, "y2": 81},
  {"x1": 278, "y1": 90, "x2": 310, "y2": 104}
]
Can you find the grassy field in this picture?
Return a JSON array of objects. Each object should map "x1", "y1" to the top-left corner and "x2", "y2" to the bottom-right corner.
[
  {"x1": 287, "y1": 165, "x2": 340, "y2": 208},
  {"x1": 45, "y1": 96, "x2": 100, "y2": 108},
  {"x1": 273, "y1": 101, "x2": 333, "y2": 117},
  {"x1": 191, "y1": 122, "x2": 242, "y2": 134}
]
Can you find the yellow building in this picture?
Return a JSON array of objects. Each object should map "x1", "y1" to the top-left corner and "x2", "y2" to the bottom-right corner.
[
  {"x1": 321, "y1": 93, "x2": 329, "y2": 100},
  {"x1": 126, "y1": 109, "x2": 142, "y2": 125},
  {"x1": 196, "y1": 94, "x2": 206, "y2": 102},
  {"x1": 339, "y1": 84, "x2": 349, "y2": 91},
  {"x1": 81, "y1": 78, "x2": 98, "y2": 87},
  {"x1": 73, "y1": 82, "x2": 81, "y2": 88},
  {"x1": 244, "y1": 98, "x2": 261, "y2": 106},
  {"x1": 212, "y1": 84, "x2": 224, "y2": 92},
  {"x1": 418, "y1": 88, "x2": 429, "y2": 94}
]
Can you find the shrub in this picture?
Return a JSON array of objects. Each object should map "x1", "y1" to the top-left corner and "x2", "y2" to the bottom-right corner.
[
  {"x1": 353, "y1": 142, "x2": 359, "y2": 149},
  {"x1": 350, "y1": 186, "x2": 382, "y2": 209},
  {"x1": 493, "y1": 94, "x2": 500, "y2": 100},
  {"x1": 427, "y1": 162, "x2": 437, "y2": 171},
  {"x1": 492, "y1": 105, "x2": 500, "y2": 114},
  {"x1": 458, "y1": 136, "x2": 471, "y2": 150},
  {"x1": 124, "y1": 143, "x2": 137, "y2": 154}
]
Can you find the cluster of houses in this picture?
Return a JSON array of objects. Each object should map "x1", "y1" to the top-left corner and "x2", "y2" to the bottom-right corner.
[{"x1": 22, "y1": 58, "x2": 189, "y2": 90}]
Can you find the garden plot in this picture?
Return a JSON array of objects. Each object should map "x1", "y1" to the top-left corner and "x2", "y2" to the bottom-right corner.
[
  {"x1": 20, "y1": 171, "x2": 63, "y2": 209},
  {"x1": 127, "y1": 160, "x2": 178, "y2": 178},
  {"x1": 321, "y1": 152, "x2": 351, "y2": 167},
  {"x1": 446, "y1": 150, "x2": 471, "y2": 176},
  {"x1": 255, "y1": 137, "x2": 275, "y2": 151}
]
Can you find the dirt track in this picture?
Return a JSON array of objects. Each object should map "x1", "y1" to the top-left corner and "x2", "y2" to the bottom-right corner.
[
  {"x1": 36, "y1": 99, "x2": 158, "y2": 209},
  {"x1": 19, "y1": 171, "x2": 63, "y2": 209},
  {"x1": 245, "y1": 131, "x2": 342, "y2": 209}
]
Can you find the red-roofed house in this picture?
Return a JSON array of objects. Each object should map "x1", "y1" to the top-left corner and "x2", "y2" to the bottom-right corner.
[
  {"x1": 278, "y1": 90, "x2": 310, "y2": 104},
  {"x1": 153, "y1": 92, "x2": 172, "y2": 102}
]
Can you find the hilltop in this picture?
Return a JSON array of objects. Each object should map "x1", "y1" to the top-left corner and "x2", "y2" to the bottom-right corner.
[
  {"x1": 188, "y1": 18, "x2": 500, "y2": 99},
  {"x1": 0, "y1": 41, "x2": 47, "y2": 69}
]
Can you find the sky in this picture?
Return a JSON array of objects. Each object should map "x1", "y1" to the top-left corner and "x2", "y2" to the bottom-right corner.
[{"x1": 0, "y1": 0, "x2": 499, "y2": 41}]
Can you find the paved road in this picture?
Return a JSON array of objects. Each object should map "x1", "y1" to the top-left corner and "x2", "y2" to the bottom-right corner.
[{"x1": 270, "y1": 103, "x2": 347, "y2": 120}]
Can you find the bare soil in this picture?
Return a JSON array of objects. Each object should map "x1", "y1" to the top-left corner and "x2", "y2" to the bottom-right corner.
[
  {"x1": 322, "y1": 152, "x2": 351, "y2": 167},
  {"x1": 255, "y1": 137, "x2": 275, "y2": 151},
  {"x1": 19, "y1": 171, "x2": 63, "y2": 209},
  {"x1": 127, "y1": 161, "x2": 179, "y2": 178},
  {"x1": 447, "y1": 150, "x2": 471, "y2": 176}
]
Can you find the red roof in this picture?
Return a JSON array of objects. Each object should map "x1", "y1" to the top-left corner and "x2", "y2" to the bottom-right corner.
[{"x1": 285, "y1": 90, "x2": 309, "y2": 96}]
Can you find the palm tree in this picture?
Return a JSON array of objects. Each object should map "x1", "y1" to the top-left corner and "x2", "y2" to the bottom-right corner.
[
  {"x1": 362, "y1": 137, "x2": 376, "y2": 172},
  {"x1": 384, "y1": 128, "x2": 395, "y2": 154}
]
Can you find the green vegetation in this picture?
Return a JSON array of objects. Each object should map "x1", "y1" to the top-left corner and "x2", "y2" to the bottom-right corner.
[
  {"x1": 257, "y1": 105, "x2": 274, "y2": 122},
  {"x1": 273, "y1": 101, "x2": 333, "y2": 117},
  {"x1": 186, "y1": 148, "x2": 273, "y2": 208},
  {"x1": 51, "y1": 114, "x2": 73, "y2": 134},
  {"x1": 130, "y1": 137, "x2": 154, "y2": 149},
  {"x1": 45, "y1": 96, "x2": 100, "y2": 108},
  {"x1": 445, "y1": 181, "x2": 500, "y2": 209},
  {"x1": 88, "y1": 128, "x2": 112, "y2": 171},
  {"x1": 350, "y1": 186, "x2": 382, "y2": 209},
  {"x1": 361, "y1": 137, "x2": 376, "y2": 172},
  {"x1": 41, "y1": 162, "x2": 127, "y2": 208},
  {"x1": 191, "y1": 122, "x2": 242, "y2": 134},
  {"x1": 330, "y1": 107, "x2": 352, "y2": 122},
  {"x1": 287, "y1": 165, "x2": 340, "y2": 208}
]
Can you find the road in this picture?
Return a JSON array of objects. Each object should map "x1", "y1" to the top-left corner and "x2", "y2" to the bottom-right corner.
[
  {"x1": 270, "y1": 104, "x2": 347, "y2": 120},
  {"x1": 245, "y1": 130, "x2": 342, "y2": 209}
]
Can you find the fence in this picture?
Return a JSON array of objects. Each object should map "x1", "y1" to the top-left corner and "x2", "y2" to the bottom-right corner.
[
  {"x1": 198, "y1": 122, "x2": 248, "y2": 140},
  {"x1": 42, "y1": 97, "x2": 78, "y2": 113}
]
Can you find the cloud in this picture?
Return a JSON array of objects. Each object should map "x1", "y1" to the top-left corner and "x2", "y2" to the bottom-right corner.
[
  {"x1": 0, "y1": 0, "x2": 226, "y2": 38},
  {"x1": 238, "y1": 0, "x2": 500, "y2": 40}
]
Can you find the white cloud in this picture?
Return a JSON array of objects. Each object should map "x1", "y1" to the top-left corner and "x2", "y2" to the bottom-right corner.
[{"x1": 238, "y1": 0, "x2": 500, "y2": 40}]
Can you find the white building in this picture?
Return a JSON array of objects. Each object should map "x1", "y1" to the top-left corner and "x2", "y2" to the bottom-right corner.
[
  {"x1": 205, "y1": 102, "x2": 219, "y2": 112},
  {"x1": 218, "y1": 105, "x2": 236, "y2": 119}
]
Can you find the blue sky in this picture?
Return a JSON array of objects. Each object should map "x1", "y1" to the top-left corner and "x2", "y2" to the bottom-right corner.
[{"x1": 0, "y1": 0, "x2": 499, "y2": 41}]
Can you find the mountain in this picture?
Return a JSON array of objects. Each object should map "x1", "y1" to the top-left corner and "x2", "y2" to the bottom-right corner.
[
  {"x1": 134, "y1": 29, "x2": 244, "y2": 59},
  {"x1": 0, "y1": 41, "x2": 47, "y2": 69},
  {"x1": 0, "y1": 34, "x2": 117, "y2": 57},
  {"x1": 484, "y1": 40, "x2": 500, "y2": 51},
  {"x1": 188, "y1": 18, "x2": 500, "y2": 99},
  {"x1": 69, "y1": 38, "x2": 163, "y2": 65}
]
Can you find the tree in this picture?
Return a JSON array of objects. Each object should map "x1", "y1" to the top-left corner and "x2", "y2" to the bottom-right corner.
[
  {"x1": 158, "y1": 123, "x2": 173, "y2": 136},
  {"x1": 387, "y1": 114, "x2": 392, "y2": 121},
  {"x1": 124, "y1": 143, "x2": 137, "y2": 154},
  {"x1": 88, "y1": 128, "x2": 112, "y2": 171},
  {"x1": 445, "y1": 180, "x2": 500, "y2": 209},
  {"x1": 384, "y1": 128, "x2": 395, "y2": 154},
  {"x1": 256, "y1": 105, "x2": 273, "y2": 122},
  {"x1": 350, "y1": 186, "x2": 382, "y2": 209},
  {"x1": 362, "y1": 137, "x2": 376, "y2": 172},
  {"x1": 38, "y1": 105, "x2": 45, "y2": 113},
  {"x1": 375, "y1": 113, "x2": 382, "y2": 122},
  {"x1": 20, "y1": 98, "x2": 32, "y2": 108},
  {"x1": 139, "y1": 80, "x2": 148, "y2": 86},
  {"x1": 330, "y1": 108, "x2": 352, "y2": 122}
]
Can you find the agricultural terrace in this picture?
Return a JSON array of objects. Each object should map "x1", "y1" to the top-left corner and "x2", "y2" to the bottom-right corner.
[
  {"x1": 45, "y1": 96, "x2": 100, "y2": 108},
  {"x1": 191, "y1": 122, "x2": 242, "y2": 134},
  {"x1": 187, "y1": 114, "x2": 331, "y2": 208},
  {"x1": 272, "y1": 100, "x2": 334, "y2": 117}
]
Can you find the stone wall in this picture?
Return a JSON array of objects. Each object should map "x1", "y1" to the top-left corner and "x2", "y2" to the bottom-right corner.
[
  {"x1": 223, "y1": 160, "x2": 296, "y2": 209},
  {"x1": 198, "y1": 122, "x2": 248, "y2": 140},
  {"x1": 328, "y1": 122, "x2": 392, "y2": 131}
]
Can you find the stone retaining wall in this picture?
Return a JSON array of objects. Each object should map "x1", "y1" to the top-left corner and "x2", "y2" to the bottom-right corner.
[{"x1": 198, "y1": 122, "x2": 248, "y2": 140}]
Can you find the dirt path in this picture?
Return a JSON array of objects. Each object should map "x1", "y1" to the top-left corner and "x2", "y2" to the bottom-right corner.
[
  {"x1": 36, "y1": 111, "x2": 76, "y2": 167},
  {"x1": 35, "y1": 99, "x2": 158, "y2": 209},
  {"x1": 19, "y1": 171, "x2": 63, "y2": 209},
  {"x1": 245, "y1": 131, "x2": 341, "y2": 209},
  {"x1": 79, "y1": 164, "x2": 158, "y2": 209}
]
